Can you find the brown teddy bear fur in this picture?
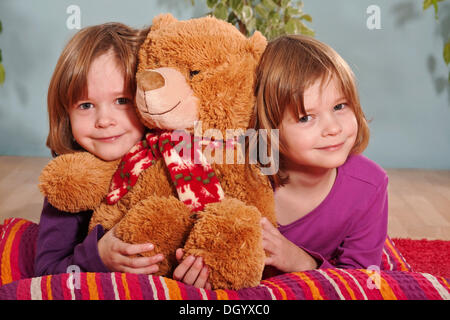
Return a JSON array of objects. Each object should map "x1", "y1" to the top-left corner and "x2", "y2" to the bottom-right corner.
[{"x1": 39, "y1": 14, "x2": 276, "y2": 290}]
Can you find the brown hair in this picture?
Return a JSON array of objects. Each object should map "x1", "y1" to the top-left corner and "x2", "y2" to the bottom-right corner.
[
  {"x1": 46, "y1": 22, "x2": 150, "y2": 156},
  {"x1": 251, "y1": 34, "x2": 370, "y2": 187}
]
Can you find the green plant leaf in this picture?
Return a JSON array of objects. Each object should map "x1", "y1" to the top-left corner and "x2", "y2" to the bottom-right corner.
[
  {"x1": 300, "y1": 14, "x2": 312, "y2": 22},
  {"x1": 206, "y1": 0, "x2": 218, "y2": 8},
  {"x1": 423, "y1": 0, "x2": 433, "y2": 10},
  {"x1": 285, "y1": 6, "x2": 301, "y2": 17},
  {"x1": 255, "y1": 3, "x2": 269, "y2": 18},
  {"x1": 214, "y1": 3, "x2": 229, "y2": 20},
  {"x1": 444, "y1": 42, "x2": 450, "y2": 65},
  {"x1": 285, "y1": 18, "x2": 298, "y2": 33},
  {"x1": 262, "y1": 0, "x2": 277, "y2": 11},
  {"x1": 230, "y1": 0, "x2": 242, "y2": 11},
  {"x1": 0, "y1": 20, "x2": 2, "y2": 34},
  {"x1": 280, "y1": 0, "x2": 291, "y2": 8},
  {"x1": 241, "y1": 5, "x2": 253, "y2": 23},
  {"x1": 0, "y1": 63, "x2": 5, "y2": 85}
]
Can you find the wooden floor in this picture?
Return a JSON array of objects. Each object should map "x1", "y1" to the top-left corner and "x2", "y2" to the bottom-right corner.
[{"x1": 0, "y1": 156, "x2": 449, "y2": 240}]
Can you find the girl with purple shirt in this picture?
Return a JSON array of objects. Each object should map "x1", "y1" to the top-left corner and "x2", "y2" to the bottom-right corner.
[
  {"x1": 35, "y1": 23, "x2": 163, "y2": 276},
  {"x1": 253, "y1": 35, "x2": 388, "y2": 274}
]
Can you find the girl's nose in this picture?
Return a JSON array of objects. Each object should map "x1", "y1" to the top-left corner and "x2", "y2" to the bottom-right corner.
[
  {"x1": 321, "y1": 114, "x2": 342, "y2": 137},
  {"x1": 95, "y1": 106, "x2": 116, "y2": 128}
]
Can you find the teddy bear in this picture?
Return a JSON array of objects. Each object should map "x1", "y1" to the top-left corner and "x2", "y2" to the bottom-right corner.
[{"x1": 39, "y1": 14, "x2": 276, "y2": 290}]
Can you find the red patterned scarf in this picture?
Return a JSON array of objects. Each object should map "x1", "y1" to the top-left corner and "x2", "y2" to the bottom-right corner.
[{"x1": 106, "y1": 130, "x2": 227, "y2": 212}]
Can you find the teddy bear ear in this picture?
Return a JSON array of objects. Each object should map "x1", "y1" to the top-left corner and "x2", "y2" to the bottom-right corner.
[
  {"x1": 151, "y1": 13, "x2": 178, "y2": 30},
  {"x1": 247, "y1": 31, "x2": 267, "y2": 59}
]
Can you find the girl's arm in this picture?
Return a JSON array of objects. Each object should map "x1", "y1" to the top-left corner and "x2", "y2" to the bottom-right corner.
[
  {"x1": 34, "y1": 198, "x2": 109, "y2": 276},
  {"x1": 35, "y1": 198, "x2": 164, "y2": 276},
  {"x1": 262, "y1": 176, "x2": 389, "y2": 271}
]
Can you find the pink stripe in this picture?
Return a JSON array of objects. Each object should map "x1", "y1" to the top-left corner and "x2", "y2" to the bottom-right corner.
[
  {"x1": 153, "y1": 276, "x2": 166, "y2": 300},
  {"x1": 16, "y1": 277, "x2": 32, "y2": 300},
  {"x1": 304, "y1": 271, "x2": 330, "y2": 299},
  {"x1": 79, "y1": 273, "x2": 89, "y2": 300},
  {"x1": 338, "y1": 270, "x2": 366, "y2": 300},
  {"x1": 60, "y1": 274, "x2": 71, "y2": 300},
  {"x1": 126, "y1": 273, "x2": 143, "y2": 300},
  {"x1": 178, "y1": 281, "x2": 189, "y2": 299},
  {"x1": 269, "y1": 274, "x2": 297, "y2": 299},
  {"x1": 114, "y1": 273, "x2": 126, "y2": 300},
  {"x1": 287, "y1": 273, "x2": 313, "y2": 299},
  {"x1": 95, "y1": 273, "x2": 104, "y2": 300},
  {"x1": 40, "y1": 275, "x2": 48, "y2": 300}
]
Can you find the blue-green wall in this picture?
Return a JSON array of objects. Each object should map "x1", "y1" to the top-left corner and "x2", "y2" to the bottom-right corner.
[{"x1": 0, "y1": 0, "x2": 449, "y2": 169}]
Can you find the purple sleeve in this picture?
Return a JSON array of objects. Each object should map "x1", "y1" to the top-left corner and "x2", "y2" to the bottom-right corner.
[
  {"x1": 331, "y1": 176, "x2": 389, "y2": 269},
  {"x1": 34, "y1": 198, "x2": 110, "y2": 276},
  {"x1": 299, "y1": 176, "x2": 388, "y2": 270}
]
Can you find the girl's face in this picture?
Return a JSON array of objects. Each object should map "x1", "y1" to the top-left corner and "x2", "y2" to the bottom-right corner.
[
  {"x1": 280, "y1": 75, "x2": 358, "y2": 172},
  {"x1": 69, "y1": 51, "x2": 145, "y2": 161}
]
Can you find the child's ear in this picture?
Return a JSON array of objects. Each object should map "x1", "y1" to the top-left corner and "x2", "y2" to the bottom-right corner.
[
  {"x1": 151, "y1": 13, "x2": 178, "y2": 31},
  {"x1": 247, "y1": 31, "x2": 267, "y2": 59}
]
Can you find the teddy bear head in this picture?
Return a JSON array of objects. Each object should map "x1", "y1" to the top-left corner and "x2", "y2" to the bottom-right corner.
[{"x1": 135, "y1": 14, "x2": 267, "y2": 136}]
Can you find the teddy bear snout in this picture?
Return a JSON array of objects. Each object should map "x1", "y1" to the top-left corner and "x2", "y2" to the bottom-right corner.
[{"x1": 137, "y1": 70, "x2": 165, "y2": 92}]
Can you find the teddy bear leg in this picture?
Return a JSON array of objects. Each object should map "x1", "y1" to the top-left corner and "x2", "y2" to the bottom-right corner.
[
  {"x1": 183, "y1": 198, "x2": 264, "y2": 290},
  {"x1": 114, "y1": 196, "x2": 195, "y2": 277}
]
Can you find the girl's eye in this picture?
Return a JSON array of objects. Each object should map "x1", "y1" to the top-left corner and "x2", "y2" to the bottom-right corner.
[
  {"x1": 298, "y1": 115, "x2": 313, "y2": 123},
  {"x1": 78, "y1": 103, "x2": 93, "y2": 110},
  {"x1": 334, "y1": 103, "x2": 347, "y2": 111},
  {"x1": 116, "y1": 97, "x2": 131, "y2": 105}
]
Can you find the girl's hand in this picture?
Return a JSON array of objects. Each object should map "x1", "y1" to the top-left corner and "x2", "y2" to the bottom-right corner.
[
  {"x1": 173, "y1": 248, "x2": 212, "y2": 290},
  {"x1": 261, "y1": 217, "x2": 317, "y2": 272},
  {"x1": 98, "y1": 226, "x2": 164, "y2": 274}
]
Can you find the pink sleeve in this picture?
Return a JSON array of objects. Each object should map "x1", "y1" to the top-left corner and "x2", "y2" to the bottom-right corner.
[{"x1": 331, "y1": 176, "x2": 389, "y2": 269}]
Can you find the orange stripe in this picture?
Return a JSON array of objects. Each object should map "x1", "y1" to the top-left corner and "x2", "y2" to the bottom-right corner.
[
  {"x1": 214, "y1": 289, "x2": 229, "y2": 300},
  {"x1": 386, "y1": 240, "x2": 408, "y2": 271},
  {"x1": 441, "y1": 277, "x2": 450, "y2": 290},
  {"x1": 1, "y1": 219, "x2": 27, "y2": 285},
  {"x1": 87, "y1": 273, "x2": 99, "y2": 300},
  {"x1": 263, "y1": 279, "x2": 288, "y2": 300},
  {"x1": 120, "y1": 273, "x2": 131, "y2": 300},
  {"x1": 292, "y1": 272, "x2": 324, "y2": 300},
  {"x1": 46, "y1": 275, "x2": 53, "y2": 300},
  {"x1": 328, "y1": 269, "x2": 357, "y2": 300},
  {"x1": 360, "y1": 270, "x2": 398, "y2": 300},
  {"x1": 163, "y1": 278, "x2": 183, "y2": 300}
]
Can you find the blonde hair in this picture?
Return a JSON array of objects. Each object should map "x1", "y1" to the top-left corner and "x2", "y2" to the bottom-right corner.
[
  {"x1": 46, "y1": 22, "x2": 150, "y2": 156},
  {"x1": 251, "y1": 34, "x2": 370, "y2": 187}
]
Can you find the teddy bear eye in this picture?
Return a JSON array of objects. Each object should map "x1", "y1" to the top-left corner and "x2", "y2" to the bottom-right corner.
[{"x1": 189, "y1": 70, "x2": 200, "y2": 79}]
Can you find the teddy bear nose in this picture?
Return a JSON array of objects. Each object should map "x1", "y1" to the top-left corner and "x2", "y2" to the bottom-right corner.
[{"x1": 137, "y1": 70, "x2": 165, "y2": 91}]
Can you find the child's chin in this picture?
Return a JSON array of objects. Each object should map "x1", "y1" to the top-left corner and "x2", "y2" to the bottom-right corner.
[{"x1": 317, "y1": 154, "x2": 348, "y2": 169}]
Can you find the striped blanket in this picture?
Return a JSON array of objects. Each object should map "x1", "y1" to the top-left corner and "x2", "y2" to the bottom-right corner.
[
  {"x1": 1, "y1": 218, "x2": 449, "y2": 300},
  {"x1": 0, "y1": 270, "x2": 449, "y2": 300}
]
